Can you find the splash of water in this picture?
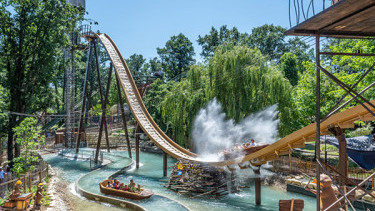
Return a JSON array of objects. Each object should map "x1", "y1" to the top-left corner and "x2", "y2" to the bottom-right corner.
[{"x1": 192, "y1": 99, "x2": 279, "y2": 161}]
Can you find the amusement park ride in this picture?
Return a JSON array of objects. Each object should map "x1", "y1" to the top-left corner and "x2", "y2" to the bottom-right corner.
[{"x1": 57, "y1": 0, "x2": 375, "y2": 210}]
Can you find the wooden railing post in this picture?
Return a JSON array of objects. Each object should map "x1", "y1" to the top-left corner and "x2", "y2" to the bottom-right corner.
[
  {"x1": 29, "y1": 173, "x2": 31, "y2": 192},
  {"x1": 23, "y1": 175, "x2": 26, "y2": 193}
]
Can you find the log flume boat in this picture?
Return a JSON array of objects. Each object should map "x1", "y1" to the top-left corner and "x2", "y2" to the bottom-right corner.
[
  {"x1": 99, "y1": 180, "x2": 154, "y2": 200},
  {"x1": 223, "y1": 144, "x2": 269, "y2": 160}
]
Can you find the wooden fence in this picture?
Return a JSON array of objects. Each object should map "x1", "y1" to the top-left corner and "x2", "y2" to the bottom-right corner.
[
  {"x1": 270, "y1": 156, "x2": 375, "y2": 185},
  {"x1": 0, "y1": 161, "x2": 49, "y2": 194}
]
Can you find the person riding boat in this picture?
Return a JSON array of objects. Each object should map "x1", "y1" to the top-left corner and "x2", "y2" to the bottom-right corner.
[
  {"x1": 114, "y1": 180, "x2": 121, "y2": 189},
  {"x1": 106, "y1": 181, "x2": 112, "y2": 188},
  {"x1": 122, "y1": 185, "x2": 129, "y2": 191},
  {"x1": 129, "y1": 179, "x2": 136, "y2": 192},
  {"x1": 250, "y1": 139, "x2": 257, "y2": 147},
  {"x1": 233, "y1": 143, "x2": 240, "y2": 151}
]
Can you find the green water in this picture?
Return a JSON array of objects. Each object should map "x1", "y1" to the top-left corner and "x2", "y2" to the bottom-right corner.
[
  {"x1": 44, "y1": 149, "x2": 318, "y2": 210},
  {"x1": 116, "y1": 151, "x2": 317, "y2": 211}
]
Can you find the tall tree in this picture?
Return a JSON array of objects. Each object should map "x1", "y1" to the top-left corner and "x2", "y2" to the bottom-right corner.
[
  {"x1": 280, "y1": 53, "x2": 299, "y2": 86},
  {"x1": 248, "y1": 24, "x2": 287, "y2": 61},
  {"x1": 157, "y1": 33, "x2": 195, "y2": 80},
  {"x1": 0, "y1": 0, "x2": 83, "y2": 162},
  {"x1": 126, "y1": 53, "x2": 147, "y2": 76},
  {"x1": 197, "y1": 25, "x2": 243, "y2": 59}
]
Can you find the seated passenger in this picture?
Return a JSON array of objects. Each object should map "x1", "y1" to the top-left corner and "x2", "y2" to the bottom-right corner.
[
  {"x1": 245, "y1": 142, "x2": 250, "y2": 148},
  {"x1": 106, "y1": 181, "x2": 112, "y2": 188},
  {"x1": 122, "y1": 185, "x2": 129, "y2": 191},
  {"x1": 250, "y1": 139, "x2": 257, "y2": 147},
  {"x1": 112, "y1": 179, "x2": 118, "y2": 187},
  {"x1": 114, "y1": 180, "x2": 121, "y2": 189},
  {"x1": 233, "y1": 143, "x2": 240, "y2": 151},
  {"x1": 241, "y1": 143, "x2": 247, "y2": 150},
  {"x1": 129, "y1": 179, "x2": 136, "y2": 192}
]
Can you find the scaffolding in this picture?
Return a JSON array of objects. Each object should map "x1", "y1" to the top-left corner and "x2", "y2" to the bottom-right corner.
[{"x1": 286, "y1": 0, "x2": 375, "y2": 210}]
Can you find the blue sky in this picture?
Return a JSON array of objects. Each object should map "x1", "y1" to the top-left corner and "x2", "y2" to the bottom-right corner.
[{"x1": 85, "y1": 1, "x2": 292, "y2": 61}]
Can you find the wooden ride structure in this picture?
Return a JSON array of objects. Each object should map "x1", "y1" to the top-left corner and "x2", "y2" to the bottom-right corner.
[
  {"x1": 74, "y1": 26, "x2": 375, "y2": 206},
  {"x1": 99, "y1": 180, "x2": 153, "y2": 200},
  {"x1": 71, "y1": 0, "x2": 375, "y2": 207}
]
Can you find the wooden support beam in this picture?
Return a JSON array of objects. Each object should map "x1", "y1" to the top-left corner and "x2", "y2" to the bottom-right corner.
[
  {"x1": 328, "y1": 126, "x2": 348, "y2": 188},
  {"x1": 102, "y1": 63, "x2": 113, "y2": 152},
  {"x1": 163, "y1": 152, "x2": 167, "y2": 177},
  {"x1": 94, "y1": 39, "x2": 110, "y2": 162},
  {"x1": 254, "y1": 168, "x2": 261, "y2": 205},
  {"x1": 136, "y1": 124, "x2": 140, "y2": 169},
  {"x1": 115, "y1": 72, "x2": 132, "y2": 158},
  {"x1": 76, "y1": 42, "x2": 92, "y2": 153}
]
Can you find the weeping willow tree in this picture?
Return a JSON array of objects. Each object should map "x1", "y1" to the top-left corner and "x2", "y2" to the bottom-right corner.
[
  {"x1": 161, "y1": 65, "x2": 208, "y2": 147},
  {"x1": 207, "y1": 45, "x2": 297, "y2": 136},
  {"x1": 159, "y1": 45, "x2": 298, "y2": 148}
]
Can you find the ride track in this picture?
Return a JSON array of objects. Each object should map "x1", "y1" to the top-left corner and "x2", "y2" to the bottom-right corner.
[{"x1": 96, "y1": 33, "x2": 375, "y2": 167}]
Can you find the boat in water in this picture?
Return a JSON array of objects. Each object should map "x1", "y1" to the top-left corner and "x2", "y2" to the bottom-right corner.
[{"x1": 99, "y1": 180, "x2": 154, "y2": 200}]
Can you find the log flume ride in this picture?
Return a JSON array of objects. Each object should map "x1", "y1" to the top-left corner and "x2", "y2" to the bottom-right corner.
[
  {"x1": 99, "y1": 180, "x2": 154, "y2": 200},
  {"x1": 96, "y1": 33, "x2": 375, "y2": 167}
]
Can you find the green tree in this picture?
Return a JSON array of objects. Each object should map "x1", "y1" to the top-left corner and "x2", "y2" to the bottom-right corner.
[
  {"x1": 143, "y1": 79, "x2": 175, "y2": 131},
  {"x1": 280, "y1": 53, "x2": 299, "y2": 86},
  {"x1": 126, "y1": 54, "x2": 147, "y2": 76},
  {"x1": 158, "y1": 45, "x2": 298, "y2": 147},
  {"x1": 157, "y1": 33, "x2": 195, "y2": 80},
  {"x1": 161, "y1": 65, "x2": 208, "y2": 147},
  {"x1": 12, "y1": 117, "x2": 45, "y2": 178},
  {"x1": 197, "y1": 25, "x2": 243, "y2": 59},
  {"x1": 0, "y1": 0, "x2": 84, "y2": 161},
  {"x1": 248, "y1": 24, "x2": 313, "y2": 65},
  {"x1": 248, "y1": 24, "x2": 287, "y2": 61}
]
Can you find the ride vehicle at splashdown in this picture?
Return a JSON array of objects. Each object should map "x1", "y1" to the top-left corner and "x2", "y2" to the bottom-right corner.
[
  {"x1": 99, "y1": 179, "x2": 154, "y2": 200},
  {"x1": 221, "y1": 141, "x2": 269, "y2": 160}
]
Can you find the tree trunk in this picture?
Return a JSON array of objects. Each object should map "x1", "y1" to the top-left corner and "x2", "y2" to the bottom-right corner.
[{"x1": 54, "y1": 81, "x2": 60, "y2": 112}]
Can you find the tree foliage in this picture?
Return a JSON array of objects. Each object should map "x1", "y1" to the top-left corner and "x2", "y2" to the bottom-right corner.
[
  {"x1": 126, "y1": 54, "x2": 147, "y2": 76},
  {"x1": 197, "y1": 25, "x2": 243, "y2": 59},
  {"x1": 280, "y1": 53, "x2": 299, "y2": 86},
  {"x1": 0, "y1": 0, "x2": 84, "y2": 160},
  {"x1": 12, "y1": 117, "x2": 45, "y2": 177},
  {"x1": 155, "y1": 45, "x2": 298, "y2": 147},
  {"x1": 157, "y1": 33, "x2": 195, "y2": 80}
]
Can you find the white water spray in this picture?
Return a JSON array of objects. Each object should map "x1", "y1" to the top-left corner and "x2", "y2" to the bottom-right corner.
[{"x1": 192, "y1": 98, "x2": 279, "y2": 161}]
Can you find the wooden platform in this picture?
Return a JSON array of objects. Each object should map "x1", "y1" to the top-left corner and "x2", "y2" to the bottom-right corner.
[{"x1": 285, "y1": 0, "x2": 375, "y2": 38}]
